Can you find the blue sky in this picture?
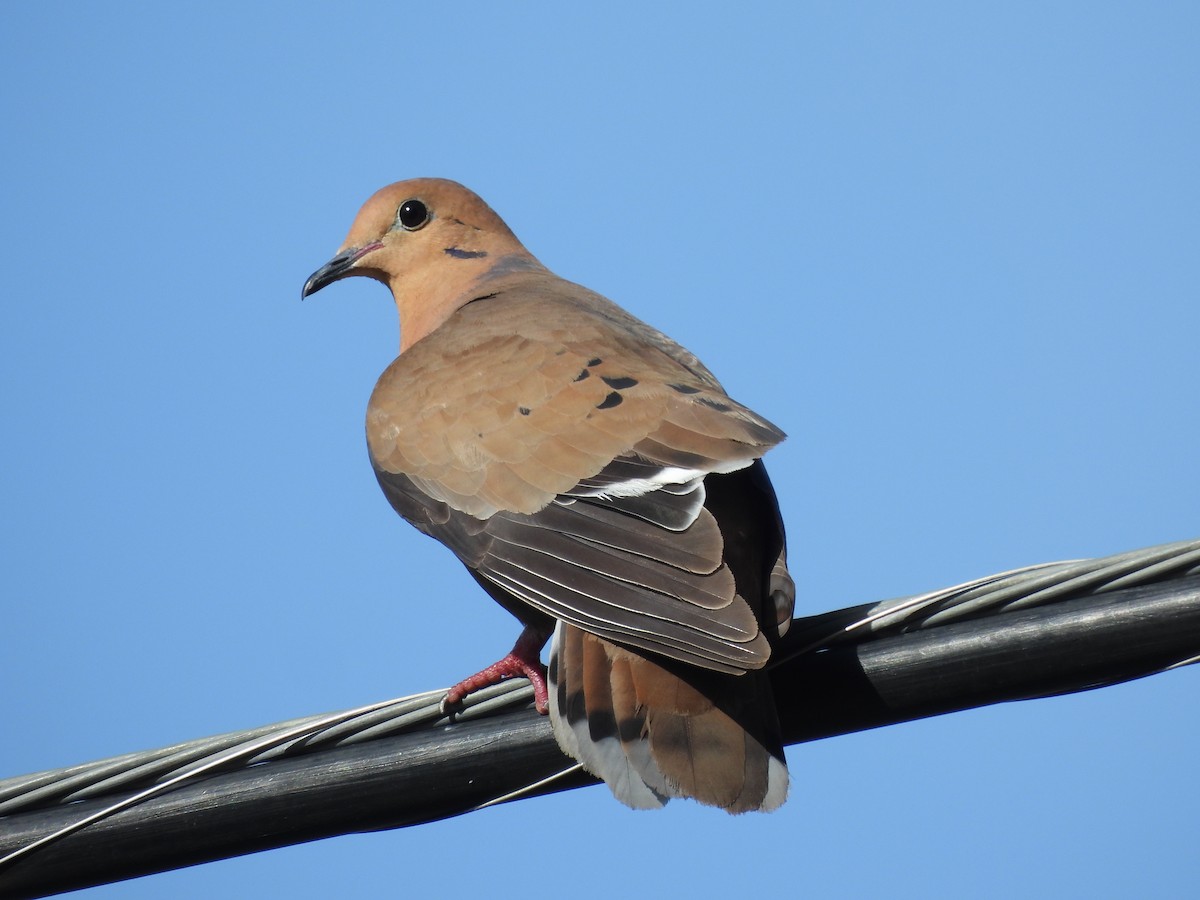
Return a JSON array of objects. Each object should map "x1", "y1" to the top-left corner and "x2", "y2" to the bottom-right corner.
[{"x1": 2, "y1": 3, "x2": 1198, "y2": 896}]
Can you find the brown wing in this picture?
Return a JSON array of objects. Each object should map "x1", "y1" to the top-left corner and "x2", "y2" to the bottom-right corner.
[{"x1": 367, "y1": 289, "x2": 788, "y2": 672}]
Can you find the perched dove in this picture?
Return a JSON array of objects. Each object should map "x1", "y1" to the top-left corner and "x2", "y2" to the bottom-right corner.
[{"x1": 303, "y1": 179, "x2": 795, "y2": 812}]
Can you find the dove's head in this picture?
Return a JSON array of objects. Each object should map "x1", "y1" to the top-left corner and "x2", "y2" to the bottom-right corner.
[{"x1": 303, "y1": 178, "x2": 540, "y2": 349}]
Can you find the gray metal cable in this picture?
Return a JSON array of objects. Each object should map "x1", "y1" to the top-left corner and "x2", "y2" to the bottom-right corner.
[
  {"x1": 1, "y1": 537, "x2": 1196, "y2": 820},
  {"x1": 0, "y1": 681, "x2": 534, "y2": 817},
  {"x1": 784, "y1": 538, "x2": 1200, "y2": 653}
]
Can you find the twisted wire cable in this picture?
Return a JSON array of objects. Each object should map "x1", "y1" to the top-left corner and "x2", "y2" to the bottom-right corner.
[
  {"x1": 1, "y1": 537, "x2": 1197, "y2": 893},
  {"x1": 3, "y1": 538, "x2": 1196, "y2": 820}
]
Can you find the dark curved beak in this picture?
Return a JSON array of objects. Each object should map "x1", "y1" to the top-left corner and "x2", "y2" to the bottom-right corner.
[{"x1": 301, "y1": 242, "x2": 383, "y2": 300}]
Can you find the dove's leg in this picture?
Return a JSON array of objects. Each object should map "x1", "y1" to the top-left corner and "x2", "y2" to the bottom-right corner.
[{"x1": 441, "y1": 623, "x2": 552, "y2": 714}]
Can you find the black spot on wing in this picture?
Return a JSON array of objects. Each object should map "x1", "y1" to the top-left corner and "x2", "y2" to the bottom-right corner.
[
  {"x1": 697, "y1": 396, "x2": 733, "y2": 412},
  {"x1": 596, "y1": 391, "x2": 623, "y2": 410},
  {"x1": 519, "y1": 406, "x2": 531, "y2": 415},
  {"x1": 587, "y1": 357, "x2": 603, "y2": 367},
  {"x1": 444, "y1": 247, "x2": 488, "y2": 259},
  {"x1": 668, "y1": 383, "x2": 701, "y2": 394},
  {"x1": 573, "y1": 369, "x2": 590, "y2": 382},
  {"x1": 601, "y1": 375, "x2": 639, "y2": 390}
]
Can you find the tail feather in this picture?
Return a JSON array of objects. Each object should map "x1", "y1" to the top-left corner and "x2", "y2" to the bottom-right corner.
[
  {"x1": 551, "y1": 622, "x2": 667, "y2": 809},
  {"x1": 549, "y1": 622, "x2": 787, "y2": 813}
]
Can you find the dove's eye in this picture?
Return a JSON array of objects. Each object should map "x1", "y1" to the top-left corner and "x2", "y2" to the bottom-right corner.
[{"x1": 396, "y1": 199, "x2": 429, "y2": 231}]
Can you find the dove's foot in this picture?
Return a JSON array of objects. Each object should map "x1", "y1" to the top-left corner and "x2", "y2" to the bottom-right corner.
[{"x1": 441, "y1": 624, "x2": 551, "y2": 714}]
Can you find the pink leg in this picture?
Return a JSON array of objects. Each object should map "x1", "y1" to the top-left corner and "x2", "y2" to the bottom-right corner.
[{"x1": 442, "y1": 624, "x2": 551, "y2": 714}]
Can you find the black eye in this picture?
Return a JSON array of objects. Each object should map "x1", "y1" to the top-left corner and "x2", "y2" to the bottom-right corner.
[{"x1": 396, "y1": 199, "x2": 429, "y2": 230}]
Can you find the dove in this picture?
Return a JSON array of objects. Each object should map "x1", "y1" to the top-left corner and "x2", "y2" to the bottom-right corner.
[{"x1": 303, "y1": 178, "x2": 794, "y2": 812}]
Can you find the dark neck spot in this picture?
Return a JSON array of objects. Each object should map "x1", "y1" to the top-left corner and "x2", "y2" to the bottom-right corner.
[{"x1": 444, "y1": 247, "x2": 488, "y2": 259}]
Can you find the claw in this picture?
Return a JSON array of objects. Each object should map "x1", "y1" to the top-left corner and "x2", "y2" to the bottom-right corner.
[{"x1": 442, "y1": 624, "x2": 552, "y2": 714}]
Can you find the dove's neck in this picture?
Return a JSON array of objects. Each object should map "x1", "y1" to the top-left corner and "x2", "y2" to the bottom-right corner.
[{"x1": 393, "y1": 251, "x2": 545, "y2": 352}]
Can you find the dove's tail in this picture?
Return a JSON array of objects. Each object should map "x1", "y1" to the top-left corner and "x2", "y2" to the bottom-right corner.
[{"x1": 547, "y1": 622, "x2": 789, "y2": 812}]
